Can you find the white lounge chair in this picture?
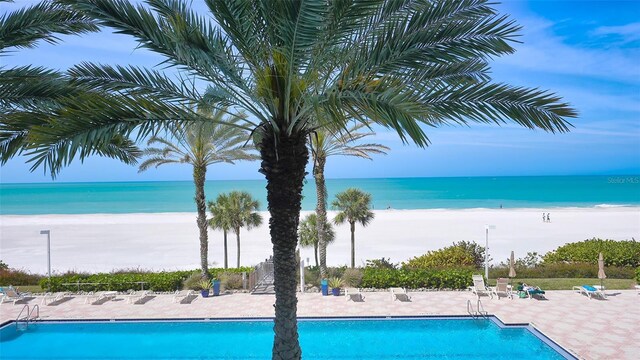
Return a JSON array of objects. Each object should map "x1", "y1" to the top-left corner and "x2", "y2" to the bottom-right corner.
[
  {"x1": 390, "y1": 287, "x2": 411, "y2": 301},
  {"x1": 0, "y1": 287, "x2": 30, "y2": 305},
  {"x1": 84, "y1": 291, "x2": 117, "y2": 304},
  {"x1": 124, "y1": 290, "x2": 150, "y2": 304},
  {"x1": 172, "y1": 290, "x2": 195, "y2": 303},
  {"x1": 491, "y1": 278, "x2": 513, "y2": 300},
  {"x1": 42, "y1": 292, "x2": 73, "y2": 305},
  {"x1": 634, "y1": 285, "x2": 640, "y2": 295},
  {"x1": 470, "y1": 275, "x2": 492, "y2": 299},
  {"x1": 579, "y1": 285, "x2": 606, "y2": 300},
  {"x1": 345, "y1": 288, "x2": 364, "y2": 302}
]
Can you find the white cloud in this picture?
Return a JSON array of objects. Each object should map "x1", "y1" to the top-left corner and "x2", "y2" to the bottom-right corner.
[
  {"x1": 493, "y1": 16, "x2": 640, "y2": 84},
  {"x1": 593, "y1": 22, "x2": 640, "y2": 44}
]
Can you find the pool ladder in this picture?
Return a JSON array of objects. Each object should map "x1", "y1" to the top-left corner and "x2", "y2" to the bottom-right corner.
[
  {"x1": 467, "y1": 299, "x2": 488, "y2": 319},
  {"x1": 15, "y1": 304, "x2": 39, "y2": 330}
]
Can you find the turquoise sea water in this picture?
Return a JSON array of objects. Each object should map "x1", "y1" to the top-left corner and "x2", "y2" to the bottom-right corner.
[
  {"x1": 1, "y1": 176, "x2": 639, "y2": 215},
  {"x1": 0, "y1": 319, "x2": 568, "y2": 359}
]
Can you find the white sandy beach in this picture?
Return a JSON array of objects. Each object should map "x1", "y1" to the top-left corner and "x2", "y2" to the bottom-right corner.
[{"x1": 1, "y1": 208, "x2": 639, "y2": 273}]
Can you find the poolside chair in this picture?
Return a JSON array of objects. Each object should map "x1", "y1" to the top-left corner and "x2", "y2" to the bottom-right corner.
[
  {"x1": 634, "y1": 285, "x2": 640, "y2": 295},
  {"x1": 42, "y1": 292, "x2": 73, "y2": 305},
  {"x1": 0, "y1": 287, "x2": 30, "y2": 305},
  {"x1": 84, "y1": 291, "x2": 117, "y2": 304},
  {"x1": 124, "y1": 290, "x2": 150, "y2": 304},
  {"x1": 172, "y1": 290, "x2": 195, "y2": 303},
  {"x1": 519, "y1": 283, "x2": 546, "y2": 300},
  {"x1": 344, "y1": 288, "x2": 364, "y2": 302},
  {"x1": 390, "y1": 287, "x2": 412, "y2": 302},
  {"x1": 470, "y1": 275, "x2": 492, "y2": 299},
  {"x1": 491, "y1": 278, "x2": 513, "y2": 300},
  {"x1": 579, "y1": 285, "x2": 606, "y2": 300}
]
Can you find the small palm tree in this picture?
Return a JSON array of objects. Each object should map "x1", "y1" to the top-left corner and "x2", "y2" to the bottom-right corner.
[
  {"x1": 310, "y1": 122, "x2": 388, "y2": 278},
  {"x1": 298, "y1": 213, "x2": 335, "y2": 268},
  {"x1": 332, "y1": 188, "x2": 375, "y2": 268},
  {"x1": 225, "y1": 191, "x2": 263, "y2": 268},
  {"x1": 208, "y1": 193, "x2": 232, "y2": 269},
  {"x1": 138, "y1": 110, "x2": 257, "y2": 278}
]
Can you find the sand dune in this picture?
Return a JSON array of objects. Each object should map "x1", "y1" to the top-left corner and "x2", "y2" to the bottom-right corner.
[{"x1": 1, "y1": 208, "x2": 639, "y2": 273}]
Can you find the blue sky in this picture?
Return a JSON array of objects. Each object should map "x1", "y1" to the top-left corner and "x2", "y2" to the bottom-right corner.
[{"x1": 1, "y1": 0, "x2": 639, "y2": 183}]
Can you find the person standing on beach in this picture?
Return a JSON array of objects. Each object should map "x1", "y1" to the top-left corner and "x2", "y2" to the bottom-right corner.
[
  {"x1": 547, "y1": 213, "x2": 551, "y2": 223},
  {"x1": 542, "y1": 213, "x2": 546, "y2": 222}
]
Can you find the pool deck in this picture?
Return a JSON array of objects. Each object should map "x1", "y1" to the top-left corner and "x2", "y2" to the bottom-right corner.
[{"x1": 1, "y1": 289, "x2": 638, "y2": 359}]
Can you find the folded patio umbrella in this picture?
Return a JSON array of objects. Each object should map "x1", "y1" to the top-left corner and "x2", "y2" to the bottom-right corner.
[
  {"x1": 508, "y1": 251, "x2": 516, "y2": 287},
  {"x1": 598, "y1": 252, "x2": 606, "y2": 289}
]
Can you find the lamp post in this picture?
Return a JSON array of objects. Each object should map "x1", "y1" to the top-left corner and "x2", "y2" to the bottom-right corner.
[
  {"x1": 484, "y1": 225, "x2": 496, "y2": 279},
  {"x1": 40, "y1": 230, "x2": 51, "y2": 282}
]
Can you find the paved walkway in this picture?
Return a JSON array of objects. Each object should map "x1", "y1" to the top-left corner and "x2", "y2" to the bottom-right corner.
[{"x1": 1, "y1": 290, "x2": 638, "y2": 359}]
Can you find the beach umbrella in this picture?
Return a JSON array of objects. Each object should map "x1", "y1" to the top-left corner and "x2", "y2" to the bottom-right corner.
[
  {"x1": 598, "y1": 252, "x2": 606, "y2": 289},
  {"x1": 508, "y1": 251, "x2": 516, "y2": 287}
]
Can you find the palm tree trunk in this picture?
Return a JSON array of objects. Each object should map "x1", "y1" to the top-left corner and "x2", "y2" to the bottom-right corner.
[
  {"x1": 236, "y1": 228, "x2": 241, "y2": 268},
  {"x1": 223, "y1": 230, "x2": 228, "y2": 269},
  {"x1": 259, "y1": 129, "x2": 307, "y2": 360},
  {"x1": 313, "y1": 243, "x2": 318, "y2": 268},
  {"x1": 350, "y1": 222, "x2": 356, "y2": 268},
  {"x1": 313, "y1": 155, "x2": 328, "y2": 278},
  {"x1": 194, "y1": 164, "x2": 209, "y2": 279}
]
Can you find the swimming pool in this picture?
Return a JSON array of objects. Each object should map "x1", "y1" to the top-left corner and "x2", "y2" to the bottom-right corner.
[{"x1": 0, "y1": 317, "x2": 573, "y2": 359}]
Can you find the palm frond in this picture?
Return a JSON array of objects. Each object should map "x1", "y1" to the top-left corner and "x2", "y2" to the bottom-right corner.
[{"x1": 0, "y1": 1, "x2": 98, "y2": 53}]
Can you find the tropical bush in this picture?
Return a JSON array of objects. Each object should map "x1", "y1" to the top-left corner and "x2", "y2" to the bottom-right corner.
[
  {"x1": 402, "y1": 244, "x2": 477, "y2": 269},
  {"x1": 543, "y1": 238, "x2": 640, "y2": 267},
  {"x1": 40, "y1": 267, "x2": 253, "y2": 292},
  {"x1": 0, "y1": 260, "x2": 8, "y2": 270},
  {"x1": 0, "y1": 268, "x2": 43, "y2": 286},
  {"x1": 636, "y1": 267, "x2": 640, "y2": 283},
  {"x1": 219, "y1": 272, "x2": 243, "y2": 290},
  {"x1": 365, "y1": 258, "x2": 397, "y2": 270},
  {"x1": 361, "y1": 268, "x2": 473, "y2": 290},
  {"x1": 183, "y1": 272, "x2": 204, "y2": 291},
  {"x1": 328, "y1": 277, "x2": 343, "y2": 289},
  {"x1": 490, "y1": 263, "x2": 636, "y2": 279},
  {"x1": 341, "y1": 268, "x2": 363, "y2": 287}
]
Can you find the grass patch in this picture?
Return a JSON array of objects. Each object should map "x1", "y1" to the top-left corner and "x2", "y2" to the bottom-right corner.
[{"x1": 489, "y1": 278, "x2": 637, "y2": 290}]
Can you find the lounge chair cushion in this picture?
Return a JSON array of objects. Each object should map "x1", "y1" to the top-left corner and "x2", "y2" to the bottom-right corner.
[
  {"x1": 528, "y1": 289, "x2": 545, "y2": 295},
  {"x1": 582, "y1": 285, "x2": 597, "y2": 292}
]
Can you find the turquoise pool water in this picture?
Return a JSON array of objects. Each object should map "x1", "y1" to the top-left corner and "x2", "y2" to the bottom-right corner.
[{"x1": 0, "y1": 318, "x2": 571, "y2": 359}]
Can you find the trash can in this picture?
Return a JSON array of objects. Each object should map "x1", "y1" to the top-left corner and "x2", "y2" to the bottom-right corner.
[
  {"x1": 321, "y1": 279, "x2": 329, "y2": 296},
  {"x1": 212, "y1": 280, "x2": 221, "y2": 296}
]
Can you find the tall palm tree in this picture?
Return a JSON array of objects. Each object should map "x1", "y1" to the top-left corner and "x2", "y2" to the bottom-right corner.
[
  {"x1": 208, "y1": 193, "x2": 232, "y2": 269},
  {"x1": 298, "y1": 213, "x2": 335, "y2": 268},
  {"x1": 4, "y1": 1, "x2": 578, "y2": 357},
  {"x1": 332, "y1": 188, "x2": 375, "y2": 268},
  {"x1": 310, "y1": 122, "x2": 388, "y2": 278},
  {"x1": 138, "y1": 110, "x2": 256, "y2": 278},
  {"x1": 225, "y1": 191, "x2": 262, "y2": 268}
]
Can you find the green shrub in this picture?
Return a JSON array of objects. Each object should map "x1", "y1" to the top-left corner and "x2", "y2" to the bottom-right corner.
[
  {"x1": 365, "y1": 258, "x2": 397, "y2": 270},
  {"x1": 404, "y1": 246, "x2": 475, "y2": 269},
  {"x1": 40, "y1": 267, "x2": 253, "y2": 292},
  {"x1": 361, "y1": 268, "x2": 473, "y2": 289},
  {"x1": 328, "y1": 277, "x2": 343, "y2": 289},
  {"x1": 636, "y1": 267, "x2": 640, "y2": 283},
  {"x1": 0, "y1": 268, "x2": 43, "y2": 286},
  {"x1": 341, "y1": 268, "x2": 363, "y2": 287},
  {"x1": 490, "y1": 263, "x2": 636, "y2": 279},
  {"x1": 183, "y1": 272, "x2": 204, "y2": 290},
  {"x1": 543, "y1": 238, "x2": 640, "y2": 267},
  {"x1": 219, "y1": 272, "x2": 243, "y2": 290},
  {"x1": 0, "y1": 260, "x2": 8, "y2": 271}
]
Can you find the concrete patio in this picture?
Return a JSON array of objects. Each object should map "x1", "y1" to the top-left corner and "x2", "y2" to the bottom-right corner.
[{"x1": 1, "y1": 289, "x2": 638, "y2": 359}]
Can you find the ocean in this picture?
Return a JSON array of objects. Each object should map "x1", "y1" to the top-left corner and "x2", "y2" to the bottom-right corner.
[{"x1": 1, "y1": 175, "x2": 639, "y2": 215}]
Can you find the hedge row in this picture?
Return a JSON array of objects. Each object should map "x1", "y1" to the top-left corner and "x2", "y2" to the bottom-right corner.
[
  {"x1": 543, "y1": 238, "x2": 640, "y2": 267},
  {"x1": 490, "y1": 263, "x2": 636, "y2": 279},
  {"x1": 636, "y1": 268, "x2": 640, "y2": 283},
  {"x1": 39, "y1": 267, "x2": 253, "y2": 292},
  {"x1": 0, "y1": 269, "x2": 43, "y2": 286},
  {"x1": 361, "y1": 268, "x2": 473, "y2": 289}
]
